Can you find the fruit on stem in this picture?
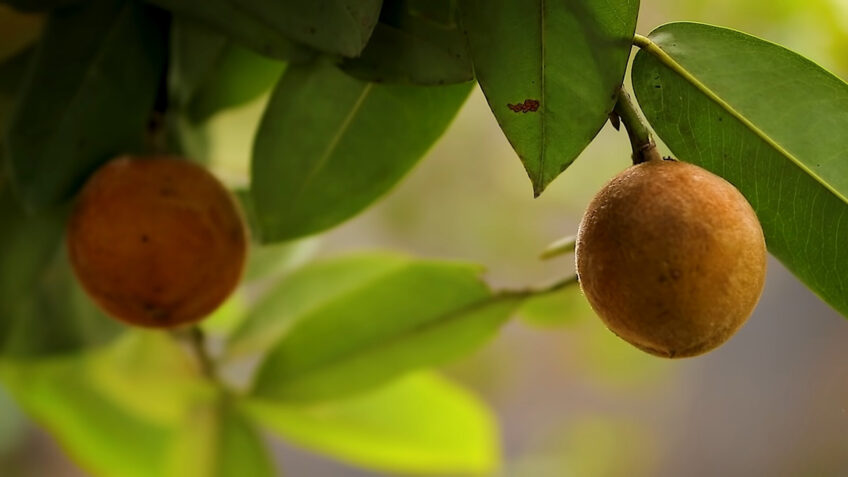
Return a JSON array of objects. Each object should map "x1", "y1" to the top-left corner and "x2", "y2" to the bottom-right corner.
[
  {"x1": 67, "y1": 155, "x2": 247, "y2": 328},
  {"x1": 575, "y1": 157, "x2": 766, "y2": 358}
]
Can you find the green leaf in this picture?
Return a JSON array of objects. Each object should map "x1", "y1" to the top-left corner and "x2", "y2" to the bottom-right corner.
[
  {"x1": 0, "y1": 331, "x2": 215, "y2": 477},
  {"x1": 232, "y1": 0, "x2": 382, "y2": 57},
  {"x1": 631, "y1": 22, "x2": 848, "y2": 318},
  {"x1": 0, "y1": 187, "x2": 122, "y2": 359},
  {"x1": 187, "y1": 44, "x2": 285, "y2": 123},
  {"x1": 148, "y1": 0, "x2": 314, "y2": 62},
  {"x1": 242, "y1": 372, "x2": 499, "y2": 474},
  {"x1": 3, "y1": 0, "x2": 168, "y2": 209},
  {"x1": 251, "y1": 60, "x2": 472, "y2": 242},
  {"x1": 248, "y1": 253, "x2": 520, "y2": 402},
  {"x1": 168, "y1": 397, "x2": 275, "y2": 477},
  {"x1": 0, "y1": 357, "x2": 171, "y2": 477},
  {"x1": 460, "y1": 0, "x2": 640, "y2": 195},
  {"x1": 168, "y1": 18, "x2": 229, "y2": 109},
  {"x1": 169, "y1": 18, "x2": 286, "y2": 124},
  {"x1": 0, "y1": 48, "x2": 33, "y2": 133},
  {"x1": 341, "y1": 0, "x2": 472, "y2": 85}
]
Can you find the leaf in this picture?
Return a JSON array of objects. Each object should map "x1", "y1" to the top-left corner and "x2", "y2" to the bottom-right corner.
[
  {"x1": 228, "y1": 253, "x2": 408, "y2": 356},
  {"x1": 460, "y1": 0, "x2": 640, "y2": 195},
  {"x1": 241, "y1": 372, "x2": 500, "y2": 474},
  {"x1": 148, "y1": 0, "x2": 314, "y2": 62},
  {"x1": 248, "y1": 253, "x2": 521, "y2": 402},
  {"x1": 341, "y1": 0, "x2": 472, "y2": 85},
  {"x1": 167, "y1": 18, "x2": 229, "y2": 109},
  {"x1": 3, "y1": 0, "x2": 168, "y2": 209},
  {"x1": 169, "y1": 17, "x2": 286, "y2": 124},
  {"x1": 0, "y1": 187, "x2": 122, "y2": 359},
  {"x1": 631, "y1": 22, "x2": 848, "y2": 318},
  {"x1": 232, "y1": 0, "x2": 382, "y2": 57},
  {"x1": 168, "y1": 397, "x2": 275, "y2": 477},
  {"x1": 0, "y1": 47, "x2": 32, "y2": 139},
  {"x1": 186, "y1": 43, "x2": 285, "y2": 123},
  {"x1": 0, "y1": 331, "x2": 216, "y2": 477},
  {"x1": 0, "y1": 357, "x2": 171, "y2": 477},
  {"x1": 251, "y1": 60, "x2": 472, "y2": 242}
]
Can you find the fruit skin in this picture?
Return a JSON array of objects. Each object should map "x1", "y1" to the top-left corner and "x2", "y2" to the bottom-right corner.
[
  {"x1": 67, "y1": 156, "x2": 247, "y2": 328},
  {"x1": 575, "y1": 158, "x2": 766, "y2": 358}
]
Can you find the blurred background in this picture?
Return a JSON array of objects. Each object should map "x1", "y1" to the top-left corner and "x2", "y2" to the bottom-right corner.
[{"x1": 1, "y1": 0, "x2": 847, "y2": 475}]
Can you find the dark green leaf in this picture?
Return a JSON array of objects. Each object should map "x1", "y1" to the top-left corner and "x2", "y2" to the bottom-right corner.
[
  {"x1": 341, "y1": 0, "x2": 472, "y2": 85},
  {"x1": 242, "y1": 372, "x2": 499, "y2": 474},
  {"x1": 168, "y1": 398, "x2": 275, "y2": 477},
  {"x1": 0, "y1": 0, "x2": 78, "y2": 11},
  {"x1": 0, "y1": 187, "x2": 121, "y2": 359},
  {"x1": 3, "y1": 0, "x2": 168, "y2": 209},
  {"x1": 0, "y1": 47, "x2": 33, "y2": 134},
  {"x1": 187, "y1": 43, "x2": 285, "y2": 123},
  {"x1": 233, "y1": 0, "x2": 382, "y2": 57},
  {"x1": 168, "y1": 18, "x2": 228, "y2": 109},
  {"x1": 249, "y1": 253, "x2": 520, "y2": 402},
  {"x1": 460, "y1": 0, "x2": 639, "y2": 195},
  {"x1": 149, "y1": 0, "x2": 314, "y2": 61},
  {"x1": 252, "y1": 60, "x2": 472, "y2": 242},
  {"x1": 169, "y1": 18, "x2": 286, "y2": 123},
  {"x1": 632, "y1": 22, "x2": 848, "y2": 318}
]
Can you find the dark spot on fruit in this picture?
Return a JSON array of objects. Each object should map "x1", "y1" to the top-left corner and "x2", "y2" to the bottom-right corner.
[
  {"x1": 141, "y1": 234, "x2": 149, "y2": 243},
  {"x1": 507, "y1": 99, "x2": 540, "y2": 113}
]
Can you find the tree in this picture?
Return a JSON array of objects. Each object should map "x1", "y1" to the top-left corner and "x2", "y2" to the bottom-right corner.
[{"x1": 0, "y1": 0, "x2": 846, "y2": 475}]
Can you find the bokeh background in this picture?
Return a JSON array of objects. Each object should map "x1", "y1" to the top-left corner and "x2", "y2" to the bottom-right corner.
[{"x1": 2, "y1": 0, "x2": 848, "y2": 475}]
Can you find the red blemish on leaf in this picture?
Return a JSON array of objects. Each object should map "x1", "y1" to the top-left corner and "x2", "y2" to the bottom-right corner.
[{"x1": 507, "y1": 99, "x2": 540, "y2": 113}]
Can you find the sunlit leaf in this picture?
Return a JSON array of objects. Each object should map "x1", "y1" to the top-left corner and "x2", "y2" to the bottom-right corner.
[
  {"x1": 460, "y1": 0, "x2": 639, "y2": 195},
  {"x1": 632, "y1": 22, "x2": 848, "y2": 318},
  {"x1": 248, "y1": 253, "x2": 521, "y2": 402},
  {"x1": 0, "y1": 331, "x2": 211, "y2": 477},
  {"x1": 251, "y1": 61, "x2": 472, "y2": 242},
  {"x1": 242, "y1": 372, "x2": 499, "y2": 474},
  {"x1": 4, "y1": 0, "x2": 167, "y2": 209},
  {"x1": 168, "y1": 396, "x2": 274, "y2": 477}
]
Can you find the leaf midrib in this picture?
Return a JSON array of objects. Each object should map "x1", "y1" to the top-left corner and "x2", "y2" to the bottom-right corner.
[
  {"x1": 644, "y1": 34, "x2": 848, "y2": 206},
  {"x1": 286, "y1": 81, "x2": 374, "y2": 215}
]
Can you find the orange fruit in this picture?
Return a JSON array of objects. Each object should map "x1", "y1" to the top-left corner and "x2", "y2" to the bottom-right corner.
[
  {"x1": 67, "y1": 155, "x2": 247, "y2": 328},
  {"x1": 575, "y1": 158, "x2": 766, "y2": 358}
]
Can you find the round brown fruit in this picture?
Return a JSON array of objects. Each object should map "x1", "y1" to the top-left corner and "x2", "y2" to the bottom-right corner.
[
  {"x1": 575, "y1": 158, "x2": 766, "y2": 358},
  {"x1": 67, "y1": 155, "x2": 247, "y2": 328}
]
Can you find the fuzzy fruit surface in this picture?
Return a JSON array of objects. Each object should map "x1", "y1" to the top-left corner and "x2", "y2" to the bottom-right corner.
[
  {"x1": 67, "y1": 156, "x2": 247, "y2": 328},
  {"x1": 575, "y1": 158, "x2": 766, "y2": 358}
]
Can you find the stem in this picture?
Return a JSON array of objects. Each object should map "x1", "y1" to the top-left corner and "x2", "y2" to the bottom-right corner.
[
  {"x1": 187, "y1": 326, "x2": 220, "y2": 384},
  {"x1": 506, "y1": 274, "x2": 579, "y2": 298},
  {"x1": 540, "y1": 235, "x2": 576, "y2": 260},
  {"x1": 613, "y1": 87, "x2": 660, "y2": 164}
]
